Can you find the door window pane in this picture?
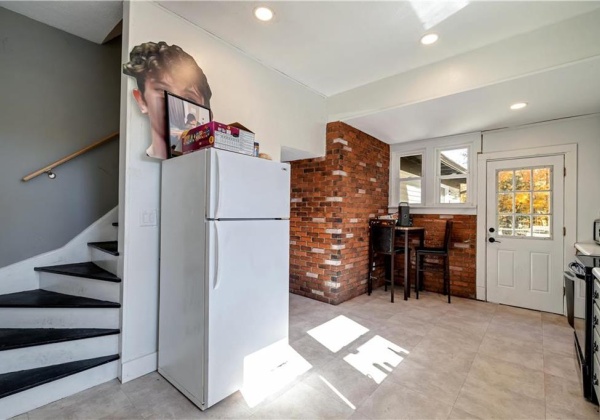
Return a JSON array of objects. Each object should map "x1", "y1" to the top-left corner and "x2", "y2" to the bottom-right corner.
[
  {"x1": 515, "y1": 193, "x2": 531, "y2": 214},
  {"x1": 515, "y1": 216, "x2": 531, "y2": 237},
  {"x1": 533, "y1": 168, "x2": 551, "y2": 191},
  {"x1": 498, "y1": 193, "x2": 514, "y2": 213},
  {"x1": 533, "y1": 216, "x2": 551, "y2": 238},
  {"x1": 400, "y1": 179, "x2": 422, "y2": 204},
  {"x1": 440, "y1": 177, "x2": 467, "y2": 204},
  {"x1": 400, "y1": 155, "x2": 422, "y2": 178},
  {"x1": 498, "y1": 171, "x2": 513, "y2": 192},
  {"x1": 515, "y1": 170, "x2": 531, "y2": 191},
  {"x1": 533, "y1": 192, "x2": 550, "y2": 214},
  {"x1": 498, "y1": 215, "x2": 514, "y2": 236},
  {"x1": 495, "y1": 166, "x2": 553, "y2": 239}
]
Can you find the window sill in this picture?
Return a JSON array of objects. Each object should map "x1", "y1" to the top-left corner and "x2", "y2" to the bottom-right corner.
[{"x1": 387, "y1": 205, "x2": 477, "y2": 215}]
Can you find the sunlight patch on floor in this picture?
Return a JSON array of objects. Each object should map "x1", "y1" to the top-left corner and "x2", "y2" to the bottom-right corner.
[
  {"x1": 241, "y1": 343, "x2": 312, "y2": 408},
  {"x1": 343, "y1": 335, "x2": 409, "y2": 384},
  {"x1": 307, "y1": 315, "x2": 369, "y2": 353}
]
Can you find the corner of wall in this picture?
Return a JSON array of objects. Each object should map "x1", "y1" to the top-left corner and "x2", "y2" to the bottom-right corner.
[{"x1": 289, "y1": 122, "x2": 390, "y2": 305}]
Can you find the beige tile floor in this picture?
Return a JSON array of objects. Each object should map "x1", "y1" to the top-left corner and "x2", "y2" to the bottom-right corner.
[{"x1": 17, "y1": 288, "x2": 600, "y2": 419}]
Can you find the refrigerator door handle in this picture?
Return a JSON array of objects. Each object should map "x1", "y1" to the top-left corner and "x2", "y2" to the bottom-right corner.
[{"x1": 214, "y1": 222, "x2": 221, "y2": 290}]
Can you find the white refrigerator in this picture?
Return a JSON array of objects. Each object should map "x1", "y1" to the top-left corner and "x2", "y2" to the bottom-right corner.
[{"x1": 158, "y1": 149, "x2": 290, "y2": 410}]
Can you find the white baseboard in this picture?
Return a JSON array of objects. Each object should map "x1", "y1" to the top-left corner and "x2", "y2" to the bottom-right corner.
[
  {"x1": 120, "y1": 352, "x2": 157, "y2": 383},
  {"x1": 476, "y1": 286, "x2": 485, "y2": 301},
  {"x1": 0, "y1": 207, "x2": 118, "y2": 295}
]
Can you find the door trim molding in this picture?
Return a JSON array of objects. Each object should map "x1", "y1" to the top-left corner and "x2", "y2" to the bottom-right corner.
[{"x1": 476, "y1": 144, "x2": 577, "y2": 303}]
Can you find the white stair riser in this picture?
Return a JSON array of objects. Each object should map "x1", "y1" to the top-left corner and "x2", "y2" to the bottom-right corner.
[
  {"x1": 90, "y1": 249, "x2": 118, "y2": 275},
  {"x1": 39, "y1": 273, "x2": 121, "y2": 303},
  {"x1": 0, "y1": 308, "x2": 119, "y2": 329},
  {"x1": 0, "y1": 334, "x2": 119, "y2": 374},
  {"x1": 0, "y1": 360, "x2": 119, "y2": 419}
]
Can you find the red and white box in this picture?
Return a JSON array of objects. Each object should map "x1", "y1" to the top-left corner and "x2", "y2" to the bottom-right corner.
[{"x1": 181, "y1": 122, "x2": 255, "y2": 156}]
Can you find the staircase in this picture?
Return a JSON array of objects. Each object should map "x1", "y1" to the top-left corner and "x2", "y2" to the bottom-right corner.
[{"x1": 0, "y1": 227, "x2": 121, "y2": 419}]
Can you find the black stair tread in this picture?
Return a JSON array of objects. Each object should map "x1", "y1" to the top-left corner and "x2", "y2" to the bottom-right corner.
[
  {"x1": 34, "y1": 262, "x2": 121, "y2": 283},
  {"x1": 0, "y1": 328, "x2": 120, "y2": 351},
  {"x1": 0, "y1": 290, "x2": 120, "y2": 308},
  {"x1": 0, "y1": 354, "x2": 119, "y2": 399},
  {"x1": 112, "y1": 222, "x2": 118, "y2": 227},
  {"x1": 87, "y1": 241, "x2": 119, "y2": 256}
]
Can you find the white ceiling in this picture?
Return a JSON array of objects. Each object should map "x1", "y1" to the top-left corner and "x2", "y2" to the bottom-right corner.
[
  {"x1": 345, "y1": 56, "x2": 600, "y2": 144},
  {"x1": 4, "y1": 1, "x2": 600, "y2": 147},
  {"x1": 0, "y1": 0, "x2": 121, "y2": 44},
  {"x1": 160, "y1": 1, "x2": 600, "y2": 96}
]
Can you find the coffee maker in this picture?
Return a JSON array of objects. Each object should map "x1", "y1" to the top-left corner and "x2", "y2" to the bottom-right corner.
[{"x1": 398, "y1": 202, "x2": 411, "y2": 227}]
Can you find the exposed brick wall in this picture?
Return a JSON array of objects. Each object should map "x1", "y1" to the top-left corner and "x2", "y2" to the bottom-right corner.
[
  {"x1": 289, "y1": 122, "x2": 390, "y2": 305},
  {"x1": 393, "y1": 214, "x2": 477, "y2": 299}
]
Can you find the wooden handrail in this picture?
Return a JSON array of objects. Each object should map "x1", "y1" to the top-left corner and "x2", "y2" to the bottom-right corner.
[{"x1": 22, "y1": 132, "x2": 119, "y2": 182}]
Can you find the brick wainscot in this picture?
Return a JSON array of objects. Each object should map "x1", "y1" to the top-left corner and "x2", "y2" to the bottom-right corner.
[{"x1": 396, "y1": 214, "x2": 477, "y2": 299}]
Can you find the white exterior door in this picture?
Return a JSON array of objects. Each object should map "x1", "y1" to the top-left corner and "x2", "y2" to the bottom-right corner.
[{"x1": 486, "y1": 155, "x2": 564, "y2": 313}]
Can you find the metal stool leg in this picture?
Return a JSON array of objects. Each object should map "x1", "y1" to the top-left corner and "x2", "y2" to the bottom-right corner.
[
  {"x1": 445, "y1": 255, "x2": 451, "y2": 303},
  {"x1": 390, "y1": 253, "x2": 395, "y2": 303}
]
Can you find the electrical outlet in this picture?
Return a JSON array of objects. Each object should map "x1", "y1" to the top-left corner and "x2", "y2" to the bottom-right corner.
[{"x1": 140, "y1": 209, "x2": 158, "y2": 227}]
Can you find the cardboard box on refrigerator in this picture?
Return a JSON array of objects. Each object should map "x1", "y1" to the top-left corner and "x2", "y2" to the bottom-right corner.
[{"x1": 182, "y1": 121, "x2": 255, "y2": 156}]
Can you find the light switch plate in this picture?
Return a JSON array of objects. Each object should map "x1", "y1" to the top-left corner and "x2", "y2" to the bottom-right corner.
[{"x1": 140, "y1": 209, "x2": 158, "y2": 227}]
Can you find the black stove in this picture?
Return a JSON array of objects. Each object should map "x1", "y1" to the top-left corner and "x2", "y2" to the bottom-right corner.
[
  {"x1": 566, "y1": 253, "x2": 600, "y2": 402},
  {"x1": 575, "y1": 254, "x2": 600, "y2": 272}
]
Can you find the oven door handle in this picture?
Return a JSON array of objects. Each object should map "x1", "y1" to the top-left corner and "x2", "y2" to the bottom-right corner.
[
  {"x1": 566, "y1": 268, "x2": 585, "y2": 281},
  {"x1": 564, "y1": 270, "x2": 578, "y2": 281}
]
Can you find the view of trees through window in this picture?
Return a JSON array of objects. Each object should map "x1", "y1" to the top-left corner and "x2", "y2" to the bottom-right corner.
[{"x1": 496, "y1": 167, "x2": 552, "y2": 238}]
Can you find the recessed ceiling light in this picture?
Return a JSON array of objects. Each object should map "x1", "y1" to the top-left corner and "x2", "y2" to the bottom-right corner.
[
  {"x1": 420, "y1": 33, "x2": 439, "y2": 45},
  {"x1": 510, "y1": 102, "x2": 528, "y2": 110},
  {"x1": 254, "y1": 6, "x2": 274, "y2": 22}
]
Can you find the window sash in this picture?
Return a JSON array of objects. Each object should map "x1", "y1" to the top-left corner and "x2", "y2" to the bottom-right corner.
[{"x1": 435, "y1": 145, "x2": 471, "y2": 205}]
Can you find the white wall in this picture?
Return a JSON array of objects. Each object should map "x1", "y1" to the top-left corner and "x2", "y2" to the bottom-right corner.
[
  {"x1": 0, "y1": 8, "x2": 120, "y2": 269},
  {"x1": 482, "y1": 114, "x2": 600, "y2": 243},
  {"x1": 118, "y1": 1, "x2": 326, "y2": 382}
]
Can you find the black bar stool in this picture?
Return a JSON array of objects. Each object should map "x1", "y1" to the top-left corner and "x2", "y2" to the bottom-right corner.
[
  {"x1": 368, "y1": 219, "x2": 410, "y2": 303},
  {"x1": 415, "y1": 221, "x2": 453, "y2": 303}
]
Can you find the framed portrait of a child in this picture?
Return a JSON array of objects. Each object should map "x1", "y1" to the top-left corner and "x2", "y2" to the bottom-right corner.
[{"x1": 165, "y1": 91, "x2": 212, "y2": 158}]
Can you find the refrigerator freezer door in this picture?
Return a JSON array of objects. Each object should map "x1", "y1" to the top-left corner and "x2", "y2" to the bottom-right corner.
[
  {"x1": 205, "y1": 219, "x2": 289, "y2": 408},
  {"x1": 207, "y1": 149, "x2": 290, "y2": 220}
]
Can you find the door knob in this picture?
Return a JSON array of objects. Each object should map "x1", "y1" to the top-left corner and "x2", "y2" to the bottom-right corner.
[{"x1": 488, "y1": 237, "x2": 501, "y2": 243}]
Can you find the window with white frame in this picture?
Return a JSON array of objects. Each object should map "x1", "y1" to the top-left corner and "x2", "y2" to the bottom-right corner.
[
  {"x1": 399, "y1": 154, "x2": 423, "y2": 204},
  {"x1": 436, "y1": 146, "x2": 470, "y2": 204},
  {"x1": 389, "y1": 134, "x2": 479, "y2": 212}
]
